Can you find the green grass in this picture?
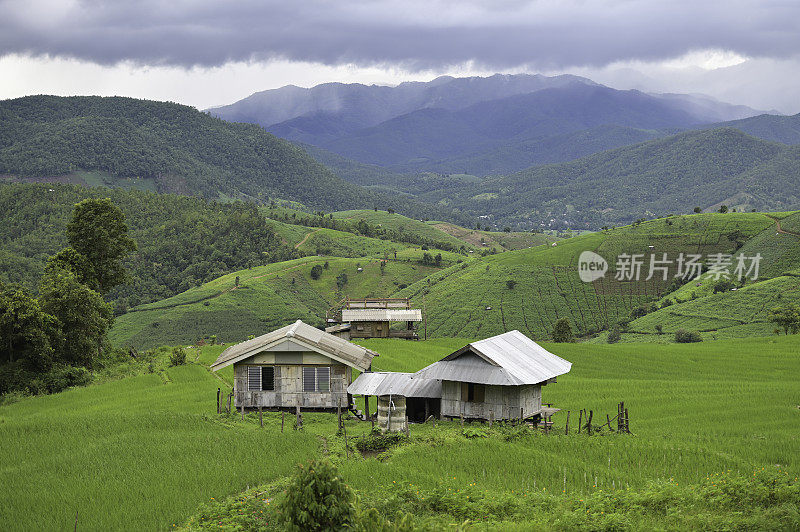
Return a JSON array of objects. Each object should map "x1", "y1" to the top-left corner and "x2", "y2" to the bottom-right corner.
[
  {"x1": 332, "y1": 209, "x2": 471, "y2": 250},
  {"x1": 110, "y1": 256, "x2": 448, "y2": 349},
  {"x1": 398, "y1": 213, "x2": 793, "y2": 341},
  {"x1": 0, "y1": 362, "x2": 319, "y2": 531},
  {"x1": 3, "y1": 336, "x2": 799, "y2": 530}
]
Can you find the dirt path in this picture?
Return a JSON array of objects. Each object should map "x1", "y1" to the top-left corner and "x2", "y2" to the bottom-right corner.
[
  {"x1": 769, "y1": 216, "x2": 800, "y2": 238},
  {"x1": 295, "y1": 228, "x2": 321, "y2": 249}
]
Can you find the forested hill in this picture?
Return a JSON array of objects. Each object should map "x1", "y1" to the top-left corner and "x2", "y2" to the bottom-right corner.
[
  {"x1": 444, "y1": 128, "x2": 800, "y2": 228},
  {"x1": 0, "y1": 95, "x2": 449, "y2": 220},
  {"x1": 0, "y1": 183, "x2": 301, "y2": 311}
]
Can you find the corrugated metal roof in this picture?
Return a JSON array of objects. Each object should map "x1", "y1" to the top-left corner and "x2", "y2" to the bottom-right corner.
[
  {"x1": 413, "y1": 330, "x2": 571, "y2": 386},
  {"x1": 342, "y1": 309, "x2": 423, "y2": 322},
  {"x1": 347, "y1": 372, "x2": 442, "y2": 398},
  {"x1": 211, "y1": 320, "x2": 378, "y2": 372}
]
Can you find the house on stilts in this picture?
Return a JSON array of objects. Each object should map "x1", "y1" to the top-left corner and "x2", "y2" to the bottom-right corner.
[
  {"x1": 211, "y1": 320, "x2": 378, "y2": 411},
  {"x1": 348, "y1": 330, "x2": 571, "y2": 430}
]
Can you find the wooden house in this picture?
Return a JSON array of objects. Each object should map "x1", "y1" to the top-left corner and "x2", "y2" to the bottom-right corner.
[
  {"x1": 326, "y1": 298, "x2": 422, "y2": 340},
  {"x1": 210, "y1": 320, "x2": 378, "y2": 411},
  {"x1": 413, "y1": 330, "x2": 571, "y2": 421}
]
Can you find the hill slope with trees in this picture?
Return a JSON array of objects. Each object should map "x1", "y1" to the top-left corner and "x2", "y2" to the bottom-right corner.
[{"x1": 0, "y1": 95, "x2": 451, "y2": 221}]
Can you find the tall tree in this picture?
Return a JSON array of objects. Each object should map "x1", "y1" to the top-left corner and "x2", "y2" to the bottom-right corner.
[
  {"x1": 768, "y1": 304, "x2": 800, "y2": 335},
  {"x1": 66, "y1": 198, "x2": 136, "y2": 295},
  {"x1": 39, "y1": 269, "x2": 113, "y2": 368},
  {"x1": 0, "y1": 282, "x2": 58, "y2": 370}
]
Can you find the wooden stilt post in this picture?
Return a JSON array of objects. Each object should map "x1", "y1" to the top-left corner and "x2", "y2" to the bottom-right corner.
[
  {"x1": 364, "y1": 395, "x2": 370, "y2": 421},
  {"x1": 226, "y1": 393, "x2": 232, "y2": 414},
  {"x1": 343, "y1": 414, "x2": 350, "y2": 459},
  {"x1": 295, "y1": 405, "x2": 302, "y2": 430},
  {"x1": 241, "y1": 403, "x2": 244, "y2": 420},
  {"x1": 489, "y1": 410, "x2": 494, "y2": 428},
  {"x1": 281, "y1": 411, "x2": 285, "y2": 433},
  {"x1": 259, "y1": 406, "x2": 263, "y2": 428},
  {"x1": 425, "y1": 399, "x2": 430, "y2": 421},
  {"x1": 337, "y1": 401, "x2": 342, "y2": 432},
  {"x1": 216, "y1": 388, "x2": 220, "y2": 414},
  {"x1": 520, "y1": 407, "x2": 524, "y2": 425}
]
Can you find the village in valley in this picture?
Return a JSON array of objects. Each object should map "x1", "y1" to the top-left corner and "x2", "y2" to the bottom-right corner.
[{"x1": 3, "y1": 2, "x2": 800, "y2": 531}]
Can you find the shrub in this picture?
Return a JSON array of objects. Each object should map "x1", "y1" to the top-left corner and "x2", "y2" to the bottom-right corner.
[
  {"x1": 354, "y1": 430, "x2": 408, "y2": 453},
  {"x1": 607, "y1": 327, "x2": 621, "y2": 344},
  {"x1": 281, "y1": 459, "x2": 354, "y2": 531},
  {"x1": 169, "y1": 347, "x2": 187, "y2": 366},
  {"x1": 310, "y1": 264, "x2": 323, "y2": 280},
  {"x1": 552, "y1": 318, "x2": 574, "y2": 342},
  {"x1": 674, "y1": 329, "x2": 703, "y2": 343},
  {"x1": 506, "y1": 279, "x2": 517, "y2": 289}
]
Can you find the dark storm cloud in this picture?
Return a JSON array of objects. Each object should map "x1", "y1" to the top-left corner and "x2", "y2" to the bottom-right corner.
[{"x1": 1, "y1": 0, "x2": 799, "y2": 69}]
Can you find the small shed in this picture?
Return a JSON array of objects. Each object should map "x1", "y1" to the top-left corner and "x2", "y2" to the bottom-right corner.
[
  {"x1": 327, "y1": 298, "x2": 423, "y2": 339},
  {"x1": 211, "y1": 320, "x2": 378, "y2": 411},
  {"x1": 347, "y1": 371, "x2": 442, "y2": 427},
  {"x1": 413, "y1": 330, "x2": 571, "y2": 421}
]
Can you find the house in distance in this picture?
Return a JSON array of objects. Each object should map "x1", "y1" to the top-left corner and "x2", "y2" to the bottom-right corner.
[
  {"x1": 211, "y1": 320, "x2": 378, "y2": 411},
  {"x1": 326, "y1": 297, "x2": 423, "y2": 340}
]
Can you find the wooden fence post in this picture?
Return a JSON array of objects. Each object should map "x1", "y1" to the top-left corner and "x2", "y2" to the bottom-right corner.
[
  {"x1": 565, "y1": 410, "x2": 570, "y2": 435},
  {"x1": 216, "y1": 388, "x2": 220, "y2": 414},
  {"x1": 624, "y1": 408, "x2": 630, "y2": 434},
  {"x1": 281, "y1": 411, "x2": 285, "y2": 433},
  {"x1": 337, "y1": 401, "x2": 342, "y2": 432},
  {"x1": 226, "y1": 393, "x2": 232, "y2": 414},
  {"x1": 587, "y1": 410, "x2": 593, "y2": 433},
  {"x1": 578, "y1": 410, "x2": 583, "y2": 434},
  {"x1": 241, "y1": 403, "x2": 244, "y2": 420},
  {"x1": 259, "y1": 406, "x2": 263, "y2": 428},
  {"x1": 295, "y1": 406, "x2": 302, "y2": 430}
]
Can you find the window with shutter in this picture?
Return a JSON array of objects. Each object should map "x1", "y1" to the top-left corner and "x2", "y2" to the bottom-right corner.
[
  {"x1": 261, "y1": 366, "x2": 275, "y2": 391},
  {"x1": 316, "y1": 367, "x2": 330, "y2": 392},
  {"x1": 247, "y1": 366, "x2": 261, "y2": 391},
  {"x1": 302, "y1": 367, "x2": 316, "y2": 392}
]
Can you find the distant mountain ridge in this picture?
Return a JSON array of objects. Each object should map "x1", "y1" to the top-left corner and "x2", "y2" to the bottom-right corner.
[{"x1": 209, "y1": 73, "x2": 771, "y2": 175}]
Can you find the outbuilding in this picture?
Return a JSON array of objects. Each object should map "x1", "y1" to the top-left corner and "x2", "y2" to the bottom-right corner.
[
  {"x1": 413, "y1": 330, "x2": 571, "y2": 422},
  {"x1": 211, "y1": 320, "x2": 378, "y2": 411}
]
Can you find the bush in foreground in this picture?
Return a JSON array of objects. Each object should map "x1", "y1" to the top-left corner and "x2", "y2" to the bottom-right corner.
[{"x1": 281, "y1": 459, "x2": 355, "y2": 531}]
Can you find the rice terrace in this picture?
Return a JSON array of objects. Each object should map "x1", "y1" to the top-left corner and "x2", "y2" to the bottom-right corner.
[{"x1": 3, "y1": 3, "x2": 800, "y2": 530}]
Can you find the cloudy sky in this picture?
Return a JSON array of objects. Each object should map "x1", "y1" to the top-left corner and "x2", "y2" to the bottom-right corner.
[{"x1": 1, "y1": 0, "x2": 799, "y2": 113}]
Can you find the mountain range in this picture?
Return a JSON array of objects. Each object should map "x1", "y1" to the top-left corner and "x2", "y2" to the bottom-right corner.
[{"x1": 209, "y1": 74, "x2": 775, "y2": 175}]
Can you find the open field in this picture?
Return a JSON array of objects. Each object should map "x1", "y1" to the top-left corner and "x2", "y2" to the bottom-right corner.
[{"x1": 2, "y1": 336, "x2": 798, "y2": 530}]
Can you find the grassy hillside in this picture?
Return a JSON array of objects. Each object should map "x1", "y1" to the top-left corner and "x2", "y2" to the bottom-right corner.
[
  {"x1": 331, "y1": 209, "x2": 473, "y2": 250},
  {"x1": 430, "y1": 221, "x2": 559, "y2": 251},
  {"x1": 400, "y1": 212, "x2": 787, "y2": 340},
  {"x1": 0, "y1": 95, "x2": 450, "y2": 221},
  {"x1": 107, "y1": 211, "x2": 799, "y2": 349},
  {"x1": 110, "y1": 255, "x2": 451, "y2": 349},
  {"x1": 3, "y1": 336, "x2": 797, "y2": 530}
]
